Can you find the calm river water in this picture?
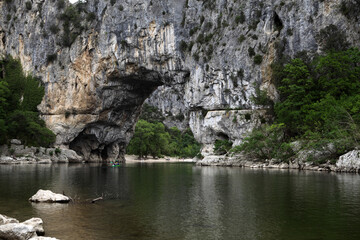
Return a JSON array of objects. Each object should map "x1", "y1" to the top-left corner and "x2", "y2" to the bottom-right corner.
[{"x1": 0, "y1": 163, "x2": 360, "y2": 240}]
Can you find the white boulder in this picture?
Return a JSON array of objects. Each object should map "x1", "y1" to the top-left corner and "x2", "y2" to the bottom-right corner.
[
  {"x1": 0, "y1": 223, "x2": 37, "y2": 240},
  {"x1": 336, "y1": 150, "x2": 360, "y2": 172},
  {"x1": 30, "y1": 237, "x2": 59, "y2": 240},
  {"x1": 29, "y1": 190, "x2": 70, "y2": 203},
  {"x1": 23, "y1": 218, "x2": 45, "y2": 236}
]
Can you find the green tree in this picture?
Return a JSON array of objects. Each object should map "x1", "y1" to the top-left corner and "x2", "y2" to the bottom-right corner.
[
  {"x1": 275, "y1": 48, "x2": 360, "y2": 136},
  {"x1": 0, "y1": 57, "x2": 55, "y2": 147},
  {"x1": 236, "y1": 48, "x2": 360, "y2": 162},
  {"x1": 0, "y1": 80, "x2": 10, "y2": 118},
  {"x1": 127, "y1": 120, "x2": 200, "y2": 159},
  {"x1": 7, "y1": 111, "x2": 55, "y2": 147}
]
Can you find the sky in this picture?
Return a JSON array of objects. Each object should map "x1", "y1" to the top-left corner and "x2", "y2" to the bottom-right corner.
[{"x1": 69, "y1": 0, "x2": 78, "y2": 3}]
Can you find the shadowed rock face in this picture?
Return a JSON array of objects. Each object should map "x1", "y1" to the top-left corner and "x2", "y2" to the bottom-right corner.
[{"x1": 1, "y1": 0, "x2": 359, "y2": 161}]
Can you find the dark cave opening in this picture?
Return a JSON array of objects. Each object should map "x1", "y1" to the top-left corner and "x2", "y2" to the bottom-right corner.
[
  {"x1": 216, "y1": 132, "x2": 230, "y2": 141},
  {"x1": 274, "y1": 12, "x2": 283, "y2": 33}
]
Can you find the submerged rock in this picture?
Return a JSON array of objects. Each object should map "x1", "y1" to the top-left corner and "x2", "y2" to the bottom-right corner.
[{"x1": 29, "y1": 190, "x2": 70, "y2": 203}]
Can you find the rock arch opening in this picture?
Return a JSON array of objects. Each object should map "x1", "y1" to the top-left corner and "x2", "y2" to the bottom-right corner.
[{"x1": 68, "y1": 69, "x2": 167, "y2": 163}]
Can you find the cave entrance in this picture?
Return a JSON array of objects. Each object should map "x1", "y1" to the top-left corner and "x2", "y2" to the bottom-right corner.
[
  {"x1": 216, "y1": 132, "x2": 230, "y2": 141},
  {"x1": 68, "y1": 69, "x2": 167, "y2": 163}
]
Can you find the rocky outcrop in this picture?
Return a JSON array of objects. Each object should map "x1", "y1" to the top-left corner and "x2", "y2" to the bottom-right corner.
[
  {"x1": 0, "y1": 140, "x2": 83, "y2": 164},
  {"x1": 198, "y1": 150, "x2": 360, "y2": 173},
  {"x1": 29, "y1": 190, "x2": 70, "y2": 203},
  {"x1": 336, "y1": 150, "x2": 360, "y2": 173},
  {"x1": 0, "y1": 214, "x2": 56, "y2": 240},
  {"x1": 30, "y1": 237, "x2": 58, "y2": 240},
  {"x1": 1, "y1": 0, "x2": 359, "y2": 161}
]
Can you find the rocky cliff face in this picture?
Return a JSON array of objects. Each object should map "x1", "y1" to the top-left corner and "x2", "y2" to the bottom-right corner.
[{"x1": 0, "y1": 0, "x2": 359, "y2": 161}]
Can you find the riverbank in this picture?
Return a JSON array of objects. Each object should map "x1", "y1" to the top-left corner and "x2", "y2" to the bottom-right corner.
[
  {"x1": 197, "y1": 150, "x2": 360, "y2": 174},
  {"x1": 125, "y1": 155, "x2": 195, "y2": 163},
  {"x1": 0, "y1": 140, "x2": 83, "y2": 164}
]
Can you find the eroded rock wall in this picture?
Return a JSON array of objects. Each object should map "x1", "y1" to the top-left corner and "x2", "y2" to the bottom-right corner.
[{"x1": 0, "y1": 0, "x2": 359, "y2": 160}]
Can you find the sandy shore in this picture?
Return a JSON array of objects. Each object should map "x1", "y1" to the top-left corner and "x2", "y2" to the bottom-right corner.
[{"x1": 125, "y1": 155, "x2": 195, "y2": 163}]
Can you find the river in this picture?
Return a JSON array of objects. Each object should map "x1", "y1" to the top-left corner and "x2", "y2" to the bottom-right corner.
[{"x1": 0, "y1": 163, "x2": 360, "y2": 239}]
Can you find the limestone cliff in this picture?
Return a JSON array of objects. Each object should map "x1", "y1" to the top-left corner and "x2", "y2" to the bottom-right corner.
[{"x1": 0, "y1": 0, "x2": 359, "y2": 161}]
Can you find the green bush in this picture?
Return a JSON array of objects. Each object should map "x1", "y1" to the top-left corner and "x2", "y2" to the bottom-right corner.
[
  {"x1": 254, "y1": 55, "x2": 263, "y2": 64},
  {"x1": 57, "y1": 0, "x2": 65, "y2": 9},
  {"x1": 232, "y1": 124, "x2": 294, "y2": 161},
  {"x1": 214, "y1": 139, "x2": 233, "y2": 155},
  {"x1": 86, "y1": 12, "x2": 96, "y2": 22},
  {"x1": 59, "y1": 5, "x2": 84, "y2": 47},
  {"x1": 235, "y1": 12, "x2": 246, "y2": 24},
  {"x1": 49, "y1": 24, "x2": 60, "y2": 34},
  {"x1": 179, "y1": 40, "x2": 188, "y2": 53},
  {"x1": 318, "y1": 24, "x2": 349, "y2": 52},
  {"x1": 248, "y1": 47, "x2": 255, "y2": 57},
  {"x1": 55, "y1": 148, "x2": 61, "y2": 155},
  {"x1": 127, "y1": 120, "x2": 201, "y2": 158},
  {"x1": 340, "y1": 0, "x2": 360, "y2": 21},
  {"x1": 251, "y1": 87, "x2": 273, "y2": 106},
  {"x1": 238, "y1": 35, "x2": 246, "y2": 44}
]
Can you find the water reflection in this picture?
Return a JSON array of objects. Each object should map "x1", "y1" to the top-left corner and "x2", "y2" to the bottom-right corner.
[{"x1": 1, "y1": 164, "x2": 360, "y2": 240}]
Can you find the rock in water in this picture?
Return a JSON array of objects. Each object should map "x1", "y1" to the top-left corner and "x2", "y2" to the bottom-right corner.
[
  {"x1": 22, "y1": 218, "x2": 45, "y2": 236},
  {"x1": 0, "y1": 214, "x2": 19, "y2": 225},
  {"x1": 29, "y1": 190, "x2": 70, "y2": 203},
  {"x1": 0, "y1": 223, "x2": 37, "y2": 240},
  {"x1": 0, "y1": 214, "x2": 57, "y2": 239},
  {"x1": 336, "y1": 150, "x2": 360, "y2": 173},
  {"x1": 29, "y1": 237, "x2": 59, "y2": 240}
]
